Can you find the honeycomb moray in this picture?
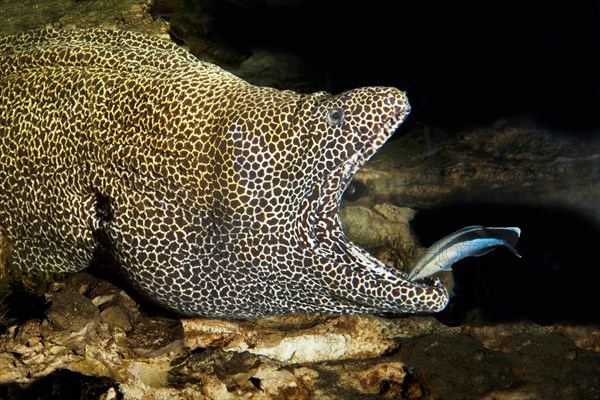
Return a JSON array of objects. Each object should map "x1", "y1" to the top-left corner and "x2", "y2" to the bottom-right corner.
[{"x1": 0, "y1": 29, "x2": 449, "y2": 318}]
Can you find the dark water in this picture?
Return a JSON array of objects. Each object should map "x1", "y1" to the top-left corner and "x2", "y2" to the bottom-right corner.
[
  {"x1": 200, "y1": 0, "x2": 600, "y2": 133},
  {"x1": 412, "y1": 204, "x2": 600, "y2": 324}
]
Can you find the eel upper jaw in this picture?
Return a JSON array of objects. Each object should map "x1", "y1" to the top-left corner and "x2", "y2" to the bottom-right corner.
[
  {"x1": 334, "y1": 110, "x2": 410, "y2": 202},
  {"x1": 307, "y1": 109, "x2": 410, "y2": 245},
  {"x1": 302, "y1": 93, "x2": 410, "y2": 249}
]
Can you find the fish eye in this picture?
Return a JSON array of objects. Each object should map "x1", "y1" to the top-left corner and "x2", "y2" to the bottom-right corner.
[{"x1": 326, "y1": 107, "x2": 345, "y2": 126}]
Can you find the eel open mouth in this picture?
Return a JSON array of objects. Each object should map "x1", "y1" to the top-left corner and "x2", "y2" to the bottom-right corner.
[
  {"x1": 335, "y1": 101, "x2": 411, "y2": 209},
  {"x1": 306, "y1": 88, "x2": 520, "y2": 314}
]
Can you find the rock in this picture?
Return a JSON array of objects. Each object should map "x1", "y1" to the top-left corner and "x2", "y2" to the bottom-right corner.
[
  {"x1": 227, "y1": 49, "x2": 318, "y2": 93},
  {"x1": 339, "y1": 362, "x2": 408, "y2": 396},
  {"x1": 462, "y1": 321, "x2": 553, "y2": 352},
  {"x1": 0, "y1": 273, "x2": 184, "y2": 388},
  {"x1": 0, "y1": 0, "x2": 168, "y2": 37},
  {"x1": 127, "y1": 316, "x2": 184, "y2": 358},
  {"x1": 182, "y1": 314, "x2": 402, "y2": 364},
  {"x1": 339, "y1": 203, "x2": 416, "y2": 250},
  {"x1": 352, "y1": 120, "x2": 600, "y2": 224},
  {"x1": 554, "y1": 324, "x2": 600, "y2": 352},
  {"x1": 0, "y1": 274, "x2": 599, "y2": 399},
  {"x1": 45, "y1": 286, "x2": 100, "y2": 333}
]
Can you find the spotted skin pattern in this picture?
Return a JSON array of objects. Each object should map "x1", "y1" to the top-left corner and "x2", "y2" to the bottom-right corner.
[{"x1": 0, "y1": 29, "x2": 449, "y2": 318}]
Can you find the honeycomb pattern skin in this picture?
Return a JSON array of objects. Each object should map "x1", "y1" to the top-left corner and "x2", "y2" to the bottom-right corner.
[{"x1": 0, "y1": 29, "x2": 449, "y2": 318}]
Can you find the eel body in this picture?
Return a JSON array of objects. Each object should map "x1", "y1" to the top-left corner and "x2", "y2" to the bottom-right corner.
[{"x1": 0, "y1": 29, "x2": 448, "y2": 317}]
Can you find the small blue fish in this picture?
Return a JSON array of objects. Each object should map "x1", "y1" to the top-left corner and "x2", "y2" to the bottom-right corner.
[{"x1": 408, "y1": 226, "x2": 521, "y2": 281}]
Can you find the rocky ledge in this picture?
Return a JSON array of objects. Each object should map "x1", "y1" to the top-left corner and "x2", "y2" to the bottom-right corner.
[{"x1": 0, "y1": 272, "x2": 598, "y2": 399}]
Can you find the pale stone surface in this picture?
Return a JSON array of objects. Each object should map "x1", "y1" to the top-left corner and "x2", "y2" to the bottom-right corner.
[
  {"x1": 182, "y1": 314, "x2": 404, "y2": 364},
  {"x1": 339, "y1": 204, "x2": 416, "y2": 250}
]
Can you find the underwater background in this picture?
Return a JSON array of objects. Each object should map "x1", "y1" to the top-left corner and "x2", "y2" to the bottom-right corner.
[{"x1": 0, "y1": 0, "x2": 599, "y2": 399}]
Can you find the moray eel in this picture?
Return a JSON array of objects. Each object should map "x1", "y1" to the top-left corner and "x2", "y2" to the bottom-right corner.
[{"x1": 0, "y1": 29, "x2": 449, "y2": 318}]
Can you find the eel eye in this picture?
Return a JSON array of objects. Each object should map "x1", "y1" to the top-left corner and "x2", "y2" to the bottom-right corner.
[{"x1": 326, "y1": 107, "x2": 345, "y2": 126}]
